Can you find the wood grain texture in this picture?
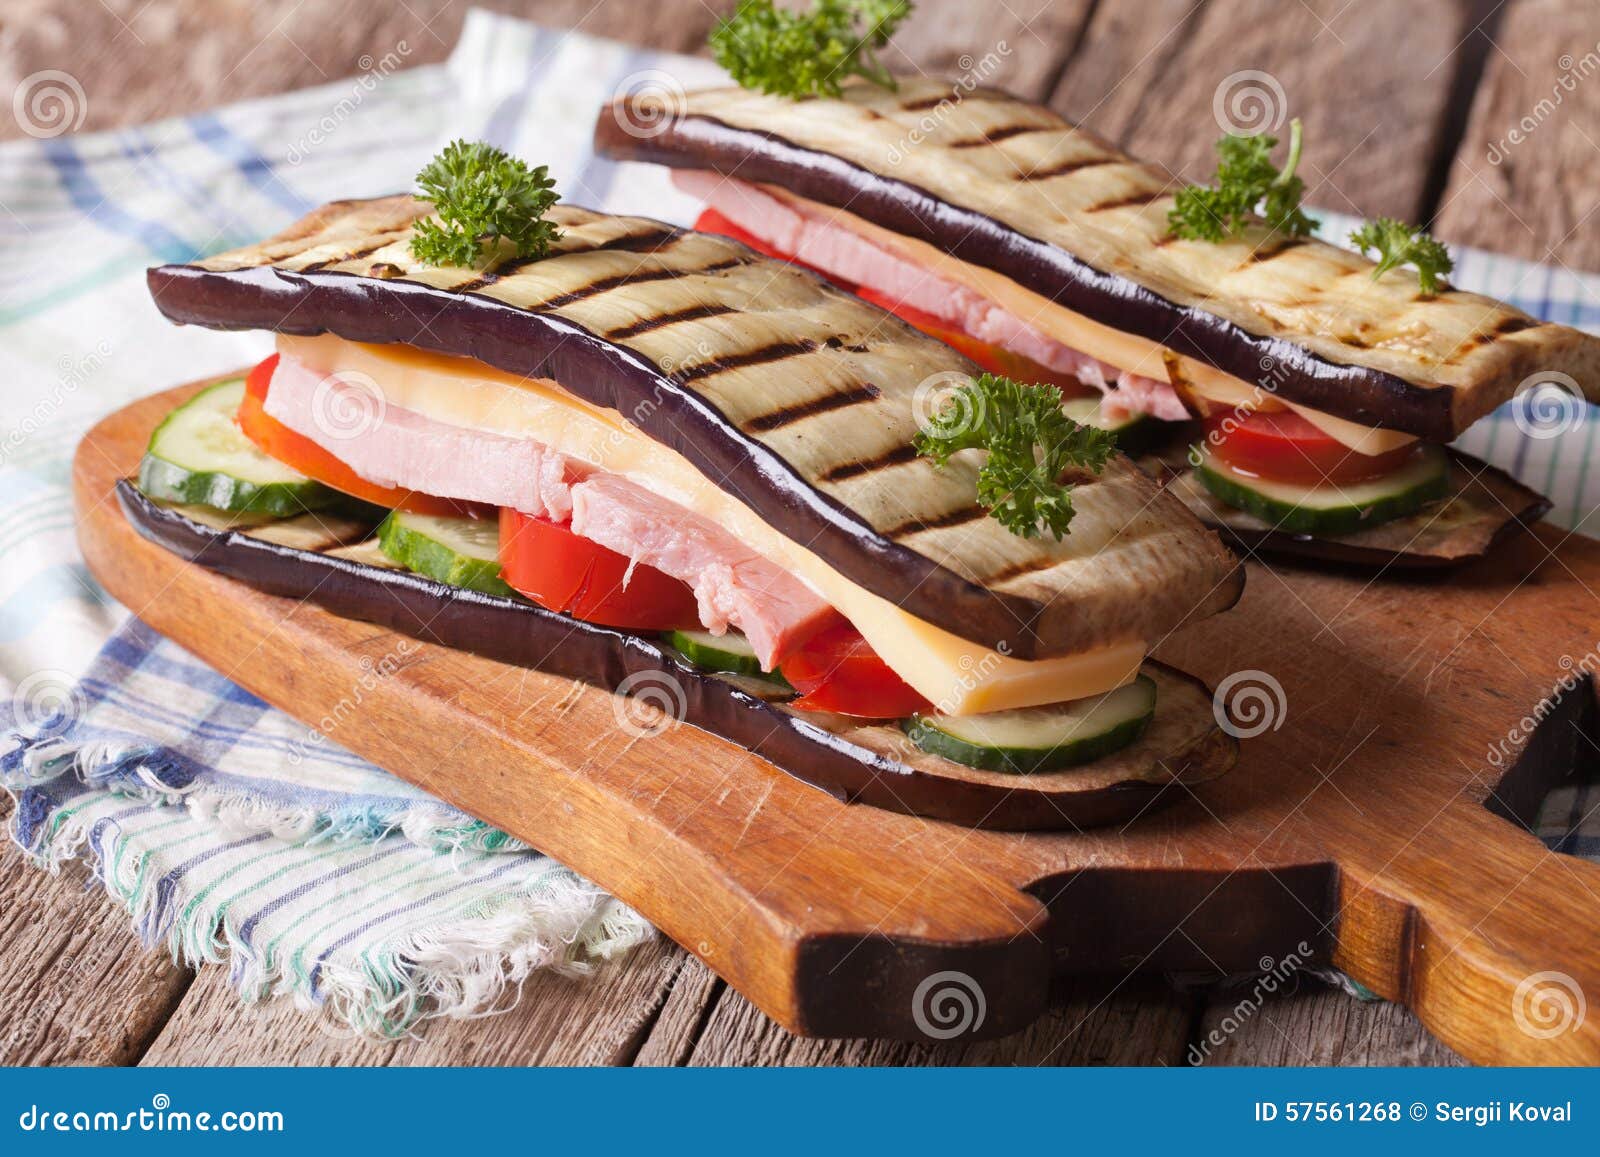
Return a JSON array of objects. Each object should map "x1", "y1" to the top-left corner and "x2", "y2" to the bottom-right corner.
[
  {"x1": 0, "y1": 800, "x2": 193, "y2": 1065},
  {"x1": 1053, "y1": 0, "x2": 1472, "y2": 221},
  {"x1": 1197, "y1": 980, "x2": 1466, "y2": 1067},
  {"x1": 685, "y1": 975, "x2": 1194, "y2": 1065},
  {"x1": 74, "y1": 380, "x2": 1600, "y2": 1063},
  {"x1": 0, "y1": 0, "x2": 727, "y2": 142},
  {"x1": 883, "y1": 0, "x2": 1094, "y2": 102},
  {"x1": 140, "y1": 937, "x2": 688, "y2": 1065},
  {"x1": 1434, "y1": 0, "x2": 1600, "y2": 270}
]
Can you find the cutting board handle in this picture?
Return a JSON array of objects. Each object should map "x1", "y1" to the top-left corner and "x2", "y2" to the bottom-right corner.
[{"x1": 1335, "y1": 795, "x2": 1600, "y2": 1064}]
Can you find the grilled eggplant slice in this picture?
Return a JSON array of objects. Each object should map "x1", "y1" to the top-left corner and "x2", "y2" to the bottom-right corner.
[
  {"x1": 1140, "y1": 436, "x2": 1550, "y2": 568},
  {"x1": 595, "y1": 79, "x2": 1600, "y2": 440},
  {"x1": 146, "y1": 198, "x2": 1241, "y2": 660},
  {"x1": 117, "y1": 480, "x2": 1235, "y2": 831}
]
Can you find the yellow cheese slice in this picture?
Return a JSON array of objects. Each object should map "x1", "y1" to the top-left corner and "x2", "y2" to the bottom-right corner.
[
  {"x1": 761, "y1": 184, "x2": 1419, "y2": 457},
  {"x1": 279, "y1": 334, "x2": 1146, "y2": 714}
]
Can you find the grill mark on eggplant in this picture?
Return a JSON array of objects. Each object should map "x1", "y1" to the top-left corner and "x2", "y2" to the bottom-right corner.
[
  {"x1": 951, "y1": 124, "x2": 1050, "y2": 147},
  {"x1": 1085, "y1": 189, "x2": 1166, "y2": 213},
  {"x1": 1444, "y1": 314, "x2": 1545, "y2": 363},
  {"x1": 820, "y1": 443, "x2": 919, "y2": 482},
  {"x1": 1243, "y1": 237, "x2": 1309, "y2": 264},
  {"x1": 984, "y1": 555, "x2": 1065, "y2": 586},
  {"x1": 741, "y1": 381, "x2": 881, "y2": 432},
  {"x1": 669, "y1": 338, "x2": 819, "y2": 384},
  {"x1": 493, "y1": 227, "x2": 683, "y2": 285},
  {"x1": 881, "y1": 505, "x2": 989, "y2": 539},
  {"x1": 536, "y1": 256, "x2": 745, "y2": 311},
  {"x1": 1015, "y1": 156, "x2": 1121, "y2": 181},
  {"x1": 901, "y1": 94, "x2": 950, "y2": 111},
  {"x1": 605, "y1": 302, "x2": 737, "y2": 340}
]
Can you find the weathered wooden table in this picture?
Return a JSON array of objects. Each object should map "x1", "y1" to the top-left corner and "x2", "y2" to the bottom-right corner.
[{"x1": 3, "y1": 0, "x2": 1596, "y2": 1066}]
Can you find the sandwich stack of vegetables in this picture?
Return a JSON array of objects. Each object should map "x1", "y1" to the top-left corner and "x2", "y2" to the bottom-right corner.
[
  {"x1": 595, "y1": 0, "x2": 1598, "y2": 565},
  {"x1": 133, "y1": 133, "x2": 1247, "y2": 830}
]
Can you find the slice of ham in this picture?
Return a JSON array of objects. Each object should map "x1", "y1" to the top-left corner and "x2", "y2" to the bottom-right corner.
[
  {"x1": 263, "y1": 354, "x2": 836, "y2": 667},
  {"x1": 675, "y1": 170, "x2": 1191, "y2": 423}
]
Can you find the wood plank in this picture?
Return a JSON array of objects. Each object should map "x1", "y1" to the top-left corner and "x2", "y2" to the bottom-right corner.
[
  {"x1": 0, "y1": 797, "x2": 192, "y2": 1064},
  {"x1": 884, "y1": 0, "x2": 1095, "y2": 102},
  {"x1": 684, "y1": 974, "x2": 1194, "y2": 1065},
  {"x1": 1053, "y1": 0, "x2": 1472, "y2": 221},
  {"x1": 632, "y1": 954, "x2": 725, "y2": 1066},
  {"x1": 1434, "y1": 0, "x2": 1600, "y2": 269},
  {"x1": 0, "y1": 0, "x2": 725, "y2": 143},
  {"x1": 141, "y1": 935, "x2": 692, "y2": 1065},
  {"x1": 1197, "y1": 980, "x2": 1466, "y2": 1066}
]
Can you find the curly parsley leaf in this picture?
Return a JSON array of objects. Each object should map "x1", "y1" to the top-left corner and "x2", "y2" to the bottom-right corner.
[
  {"x1": 1169, "y1": 118, "x2": 1318, "y2": 243},
  {"x1": 914, "y1": 373, "x2": 1117, "y2": 541},
  {"x1": 410, "y1": 140, "x2": 561, "y2": 268},
  {"x1": 710, "y1": 0, "x2": 912, "y2": 99},
  {"x1": 1348, "y1": 217, "x2": 1453, "y2": 296}
]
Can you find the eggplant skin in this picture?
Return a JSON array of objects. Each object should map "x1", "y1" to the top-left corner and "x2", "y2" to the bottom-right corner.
[
  {"x1": 117, "y1": 481, "x2": 1237, "y2": 832},
  {"x1": 144, "y1": 198, "x2": 1243, "y2": 661},
  {"x1": 595, "y1": 80, "x2": 1600, "y2": 439}
]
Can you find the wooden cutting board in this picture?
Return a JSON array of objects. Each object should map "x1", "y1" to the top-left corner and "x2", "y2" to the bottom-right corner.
[{"x1": 74, "y1": 381, "x2": 1600, "y2": 1063}]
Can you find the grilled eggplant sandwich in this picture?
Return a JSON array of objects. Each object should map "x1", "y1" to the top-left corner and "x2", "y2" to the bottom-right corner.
[
  {"x1": 133, "y1": 165, "x2": 1245, "y2": 831},
  {"x1": 595, "y1": 76, "x2": 1598, "y2": 567}
]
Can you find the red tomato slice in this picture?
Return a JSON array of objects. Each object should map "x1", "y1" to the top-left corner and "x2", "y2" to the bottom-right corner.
[
  {"x1": 779, "y1": 624, "x2": 931, "y2": 718},
  {"x1": 1206, "y1": 407, "x2": 1419, "y2": 486},
  {"x1": 692, "y1": 208, "x2": 855, "y2": 289},
  {"x1": 498, "y1": 506, "x2": 700, "y2": 631},
  {"x1": 854, "y1": 286, "x2": 1096, "y2": 397},
  {"x1": 237, "y1": 355, "x2": 481, "y2": 516}
]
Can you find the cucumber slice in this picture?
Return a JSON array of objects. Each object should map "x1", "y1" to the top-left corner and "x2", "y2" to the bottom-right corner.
[
  {"x1": 666, "y1": 628, "x2": 793, "y2": 688},
  {"x1": 1061, "y1": 396, "x2": 1160, "y2": 453},
  {"x1": 667, "y1": 628, "x2": 762, "y2": 676},
  {"x1": 376, "y1": 510, "x2": 514, "y2": 597},
  {"x1": 137, "y1": 378, "x2": 337, "y2": 516},
  {"x1": 904, "y1": 675, "x2": 1157, "y2": 774},
  {"x1": 1193, "y1": 443, "x2": 1450, "y2": 537}
]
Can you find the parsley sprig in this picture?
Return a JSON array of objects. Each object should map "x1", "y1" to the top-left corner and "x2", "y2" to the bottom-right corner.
[
  {"x1": 1169, "y1": 119, "x2": 1318, "y2": 243},
  {"x1": 1348, "y1": 217, "x2": 1453, "y2": 296},
  {"x1": 914, "y1": 374, "x2": 1117, "y2": 541},
  {"x1": 710, "y1": 0, "x2": 912, "y2": 99},
  {"x1": 410, "y1": 140, "x2": 561, "y2": 268}
]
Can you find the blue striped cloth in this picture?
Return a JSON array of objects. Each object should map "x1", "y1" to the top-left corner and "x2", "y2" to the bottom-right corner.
[
  {"x1": 1, "y1": 620, "x2": 650, "y2": 1036},
  {"x1": 1, "y1": 7, "x2": 1598, "y2": 1035}
]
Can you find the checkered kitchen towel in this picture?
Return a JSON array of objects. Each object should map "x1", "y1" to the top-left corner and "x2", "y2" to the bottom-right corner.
[{"x1": 2, "y1": 6, "x2": 1599, "y2": 1035}]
